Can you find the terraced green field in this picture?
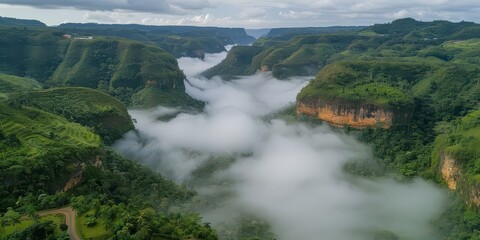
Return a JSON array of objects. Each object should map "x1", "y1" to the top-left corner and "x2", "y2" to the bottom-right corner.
[
  {"x1": 10, "y1": 87, "x2": 134, "y2": 143},
  {"x1": 17, "y1": 87, "x2": 129, "y2": 117},
  {"x1": 0, "y1": 104, "x2": 101, "y2": 160}
]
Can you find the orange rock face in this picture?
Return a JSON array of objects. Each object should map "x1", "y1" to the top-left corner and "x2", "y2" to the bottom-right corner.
[
  {"x1": 296, "y1": 101, "x2": 394, "y2": 128},
  {"x1": 439, "y1": 153, "x2": 480, "y2": 207},
  {"x1": 441, "y1": 154, "x2": 461, "y2": 190}
]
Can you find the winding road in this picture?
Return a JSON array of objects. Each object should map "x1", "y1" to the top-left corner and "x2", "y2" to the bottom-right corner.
[{"x1": 38, "y1": 207, "x2": 80, "y2": 240}]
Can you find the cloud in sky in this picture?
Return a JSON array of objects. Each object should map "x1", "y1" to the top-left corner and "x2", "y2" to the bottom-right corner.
[
  {"x1": 0, "y1": 0, "x2": 210, "y2": 14},
  {"x1": 0, "y1": 0, "x2": 479, "y2": 28}
]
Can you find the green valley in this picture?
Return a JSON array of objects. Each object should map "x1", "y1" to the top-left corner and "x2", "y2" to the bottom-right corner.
[{"x1": 1, "y1": 13, "x2": 480, "y2": 240}]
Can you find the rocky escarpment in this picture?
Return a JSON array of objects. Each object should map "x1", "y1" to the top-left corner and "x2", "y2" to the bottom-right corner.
[
  {"x1": 439, "y1": 153, "x2": 480, "y2": 206},
  {"x1": 433, "y1": 111, "x2": 480, "y2": 207},
  {"x1": 297, "y1": 98, "x2": 413, "y2": 128}
]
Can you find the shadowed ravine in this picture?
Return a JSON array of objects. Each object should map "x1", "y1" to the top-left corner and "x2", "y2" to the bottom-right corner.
[{"x1": 113, "y1": 49, "x2": 448, "y2": 240}]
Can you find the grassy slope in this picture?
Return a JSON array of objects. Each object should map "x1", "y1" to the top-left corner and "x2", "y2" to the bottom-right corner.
[
  {"x1": 203, "y1": 45, "x2": 264, "y2": 79},
  {"x1": 0, "y1": 26, "x2": 198, "y2": 108},
  {"x1": 203, "y1": 34, "x2": 358, "y2": 79},
  {"x1": 10, "y1": 87, "x2": 134, "y2": 143},
  {"x1": 204, "y1": 19, "x2": 480, "y2": 81},
  {"x1": 0, "y1": 27, "x2": 70, "y2": 81},
  {"x1": 132, "y1": 87, "x2": 204, "y2": 109},
  {"x1": 432, "y1": 110, "x2": 480, "y2": 183},
  {"x1": 298, "y1": 61, "x2": 423, "y2": 108},
  {"x1": 77, "y1": 209, "x2": 112, "y2": 240},
  {"x1": 0, "y1": 214, "x2": 64, "y2": 239},
  {"x1": 0, "y1": 73, "x2": 42, "y2": 100},
  {"x1": 47, "y1": 38, "x2": 189, "y2": 107},
  {"x1": 0, "y1": 104, "x2": 101, "y2": 159},
  {"x1": 0, "y1": 103, "x2": 102, "y2": 207}
]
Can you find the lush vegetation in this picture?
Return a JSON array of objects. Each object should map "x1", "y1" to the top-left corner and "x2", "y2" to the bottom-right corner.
[
  {"x1": 432, "y1": 110, "x2": 480, "y2": 187},
  {"x1": 0, "y1": 26, "x2": 201, "y2": 108},
  {"x1": 0, "y1": 213, "x2": 67, "y2": 239},
  {"x1": 298, "y1": 60, "x2": 427, "y2": 108},
  {"x1": 0, "y1": 103, "x2": 102, "y2": 211},
  {"x1": 203, "y1": 46, "x2": 264, "y2": 79},
  {"x1": 0, "y1": 108, "x2": 215, "y2": 239},
  {"x1": 205, "y1": 18, "x2": 480, "y2": 81},
  {"x1": 57, "y1": 23, "x2": 255, "y2": 58},
  {"x1": 0, "y1": 54, "x2": 216, "y2": 238},
  {"x1": 265, "y1": 26, "x2": 365, "y2": 39},
  {"x1": 0, "y1": 73, "x2": 41, "y2": 100},
  {"x1": 8, "y1": 87, "x2": 134, "y2": 143},
  {"x1": 0, "y1": 16, "x2": 46, "y2": 27},
  {"x1": 205, "y1": 33, "x2": 362, "y2": 79},
  {"x1": 1, "y1": 16, "x2": 480, "y2": 239}
]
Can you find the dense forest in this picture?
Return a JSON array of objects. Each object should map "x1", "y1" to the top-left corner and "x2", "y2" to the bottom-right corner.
[
  {"x1": 0, "y1": 19, "x2": 220, "y2": 239},
  {"x1": 0, "y1": 16, "x2": 46, "y2": 27},
  {"x1": 57, "y1": 23, "x2": 255, "y2": 59},
  {"x1": 0, "y1": 78, "x2": 216, "y2": 239}
]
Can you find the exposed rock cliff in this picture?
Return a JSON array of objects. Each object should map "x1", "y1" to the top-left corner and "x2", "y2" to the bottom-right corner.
[
  {"x1": 439, "y1": 153, "x2": 480, "y2": 206},
  {"x1": 440, "y1": 154, "x2": 461, "y2": 190},
  {"x1": 297, "y1": 98, "x2": 413, "y2": 128}
]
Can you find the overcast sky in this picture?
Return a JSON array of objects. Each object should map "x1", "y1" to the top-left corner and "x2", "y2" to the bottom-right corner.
[{"x1": 0, "y1": 0, "x2": 479, "y2": 28}]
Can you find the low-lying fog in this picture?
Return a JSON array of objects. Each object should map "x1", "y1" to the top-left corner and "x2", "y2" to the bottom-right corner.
[{"x1": 114, "y1": 48, "x2": 447, "y2": 240}]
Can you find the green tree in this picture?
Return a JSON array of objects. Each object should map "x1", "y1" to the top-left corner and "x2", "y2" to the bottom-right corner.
[{"x1": 1, "y1": 207, "x2": 21, "y2": 226}]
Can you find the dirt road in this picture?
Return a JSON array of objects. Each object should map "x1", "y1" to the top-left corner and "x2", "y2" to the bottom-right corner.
[{"x1": 38, "y1": 207, "x2": 80, "y2": 240}]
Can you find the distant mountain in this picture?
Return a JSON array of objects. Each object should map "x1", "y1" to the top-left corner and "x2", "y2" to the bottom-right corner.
[
  {"x1": 204, "y1": 18, "x2": 480, "y2": 80},
  {"x1": 0, "y1": 16, "x2": 46, "y2": 27},
  {"x1": 57, "y1": 23, "x2": 254, "y2": 59},
  {"x1": 246, "y1": 28, "x2": 271, "y2": 39},
  {"x1": 59, "y1": 23, "x2": 255, "y2": 45},
  {"x1": 266, "y1": 26, "x2": 365, "y2": 39},
  {"x1": 367, "y1": 17, "x2": 480, "y2": 39}
]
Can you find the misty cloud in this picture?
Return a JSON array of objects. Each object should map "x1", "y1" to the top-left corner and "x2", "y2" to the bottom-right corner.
[
  {"x1": 0, "y1": 0, "x2": 211, "y2": 14},
  {"x1": 113, "y1": 51, "x2": 448, "y2": 239},
  {"x1": 228, "y1": 121, "x2": 445, "y2": 240},
  {"x1": 1, "y1": 0, "x2": 480, "y2": 27}
]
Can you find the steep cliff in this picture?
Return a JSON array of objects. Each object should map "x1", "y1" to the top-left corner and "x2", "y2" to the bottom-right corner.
[
  {"x1": 297, "y1": 61, "x2": 422, "y2": 128},
  {"x1": 203, "y1": 34, "x2": 356, "y2": 79},
  {"x1": 433, "y1": 110, "x2": 480, "y2": 206},
  {"x1": 9, "y1": 87, "x2": 134, "y2": 143},
  {"x1": 297, "y1": 97, "x2": 413, "y2": 128},
  {"x1": 0, "y1": 26, "x2": 199, "y2": 107},
  {"x1": 202, "y1": 46, "x2": 263, "y2": 79},
  {"x1": 438, "y1": 153, "x2": 480, "y2": 206}
]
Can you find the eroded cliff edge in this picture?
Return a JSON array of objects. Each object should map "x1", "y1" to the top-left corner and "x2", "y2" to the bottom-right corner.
[
  {"x1": 296, "y1": 61, "x2": 420, "y2": 128},
  {"x1": 438, "y1": 153, "x2": 480, "y2": 207},
  {"x1": 297, "y1": 98, "x2": 413, "y2": 128},
  {"x1": 433, "y1": 110, "x2": 480, "y2": 207}
]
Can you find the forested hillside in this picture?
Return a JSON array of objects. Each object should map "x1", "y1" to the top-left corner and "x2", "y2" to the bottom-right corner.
[
  {"x1": 0, "y1": 16, "x2": 46, "y2": 27},
  {"x1": 205, "y1": 18, "x2": 480, "y2": 80},
  {"x1": 0, "y1": 81, "x2": 215, "y2": 239},
  {"x1": 8, "y1": 87, "x2": 134, "y2": 143},
  {"x1": 0, "y1": 26, "x2": 201, "y2": 108},
  {"x1": 58, "y1": 23, "x2": 255, "y2": 58}
]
